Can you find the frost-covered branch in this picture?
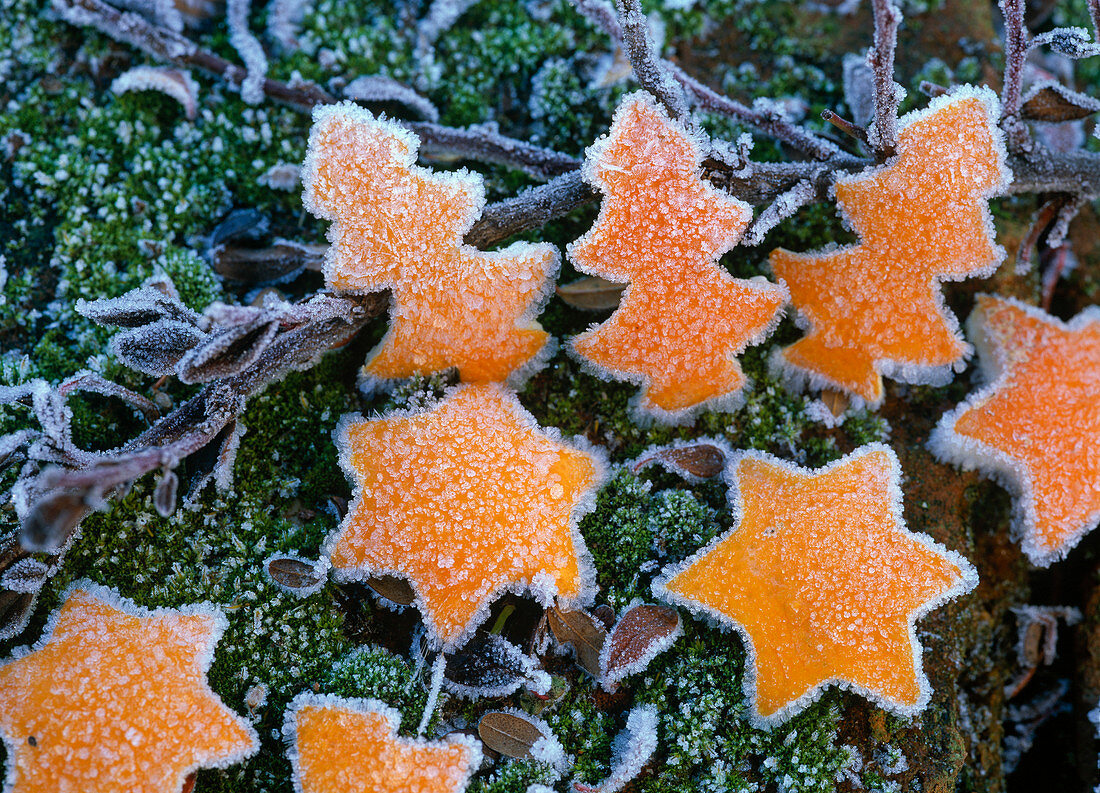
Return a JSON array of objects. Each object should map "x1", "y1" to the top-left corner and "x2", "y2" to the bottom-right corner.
[
  {"x1": 867, "y1": 0, "x2": 902, "y2": 154},
  {"x1": 614, "y1": 0, "x2": 688, "y2": 119},
  {"x1": 999, "y1": 0, "x2": 1033, "y2": 152}
]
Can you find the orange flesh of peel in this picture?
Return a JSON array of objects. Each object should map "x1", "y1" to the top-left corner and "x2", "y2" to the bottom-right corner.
[
  {"x1": 304, "y1": 104, "x2": 555, "y2": 385},
  {"x1": 660, "y1": 448, "x2": 973, "y2": 721},
  {"x1": 0, "y1": 588, "x2": 257, "y2": 793},
  {"x1": 569, "y1": 94, "x2": 786, "y2": 416},
  {"x1": 290, "y1": 700, "x2": 478, "y2": 793},
  {"x1": 770, "y1": 92, "x2": 1008, "y2": 403},
  {"x1": 327, "y1": 383, "x2": 601, "y2": 647}
]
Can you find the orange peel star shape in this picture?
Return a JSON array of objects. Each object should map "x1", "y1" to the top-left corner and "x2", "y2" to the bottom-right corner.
[
  {"x1": 0, "y1": 582, "x2": 258, "y2": 793},
  {"x1": 302, "y1": 102, "x2": 558, "y2": 389},
  {"x1": 930, "y1": 295, "x2": 1100, "y2": 566},
  {"x1": 324, "y1": 383, "x2": 606, "y2": 649},
  {"x1": 770, "y1": 87, "x2": 1012, "y2": 407},
  {"x1": 653, "y1": 444, "x2": 978, "y2": 726},
  {"x1": 566, "y1": 93, "x2": 788, "y2": 424},
  {"x1": 283, "y1": 694, "x2": 481, "y2": 793}
]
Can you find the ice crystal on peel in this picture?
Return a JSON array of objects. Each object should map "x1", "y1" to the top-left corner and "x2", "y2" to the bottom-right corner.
[
  {"x1": 324, "y1": 383, "x2": 606, "y2": 649},
  {"x1": 770, "y1": 87, "x2": 1012, "y2": 407},
  {"x1": 652, "y1": 444, "x2": 978, "y2": 727},
  {"x1": 929, "y1": 295, "x2": 1100, "y2": 566},
  {"x1": 0, "y1": 583, "x2": 258, "y2": 793},
  {"x1": 302, "y1": 103, "x2": 559, "y2": 390},
  {"x1": 283, "y1": 694, "x2": 481, "y2": 793},
  {"x1": 566, "y1": 93, "x2": 788, "y2": 424}
]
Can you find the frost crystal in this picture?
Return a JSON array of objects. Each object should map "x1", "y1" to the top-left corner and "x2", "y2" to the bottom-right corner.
[
  {"x1": 110, "y1": 66, "x2": 200, "y2": 120},
  {"x1": 283, "y1": 693, "x2": 482, "y2": 793},
  {"x1": 652, "y1": 444, "x2": 978, "y2": 727},
  {"x1": 323, "y1": 383, "x2": 606, "y2": 649},
  {"x1": 566, "y1": 93, "x2": 787, "y2": 424},
  {"x1": 0, "y1": 582, "x2": 259, "y2": 792},
  {"x1": 929, "y1": 295, "x2": 1100, "y2": 566},
  {"x1": 301, "y1": 102, "x2": 559, "y2": 391},
  {"x1": 770, "y1": 87, "x2": 1012, "y2": 407}
]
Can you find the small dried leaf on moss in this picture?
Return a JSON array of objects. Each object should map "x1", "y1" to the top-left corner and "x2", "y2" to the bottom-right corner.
[
  {"x1": 556, "y1": 277, "x2": 626, "y2": 311},
  {"x1": 547, "y1": 606, "x2": 606, "y2": 677},
  {"x1": 477, "y1": 710, "x2": 550, "y2": 759}
]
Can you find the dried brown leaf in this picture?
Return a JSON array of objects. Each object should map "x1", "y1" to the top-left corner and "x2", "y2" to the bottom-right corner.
[
  {"x1": 0, "y1": 589, "x2": 36, "y2": 640},
  {"x1": 477, "y1": 711, "x2": 548, "y2": 759},
  {"x1": 547, "y1": 606, "x2": 606, "y2": 676},
  {"x1": 556, "y1": 276, "x2": 626, "y2": 311},
  {"x1": 365, "y1": 574, "x2": 416, "y2": 606},
  {"x1": 632, "y1": 442, "x2": 727, "y2": 481},
  {"x1": 176, "y1": 316, "x2": 279, "y2": 383},
  {"x1": 212, "y1": 241, "x2": 327, "y2": 284},
  {"x1": 821, "y1": 388, "x2": 849, "y2": 418},
  {"x1": 266, "y1": 556, "x2": 325, "y2": 591},
  {"x1": 444, "y1": 633, "x2": 533, "y2": 697},
  {"x1": 600, "y1": 604, "x2": 681, "y2": 687},
  {"x1": 112, "y1": 320, "x2": 207, "y2": 376},
  {"x1": 1021, "y1": 82, "x2": 1100, "y2": 122}
]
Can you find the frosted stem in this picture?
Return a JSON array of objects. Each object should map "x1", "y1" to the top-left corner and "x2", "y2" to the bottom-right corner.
[
  {"x1": 417, "y1": 652, "x2": 446, "y2": 736},
  {"x1": 999, "y1": 0, "x2": 1033, "y2": 152},
  {"x1": 867, "y1": 0, "x2": 901, "y2": 155}
]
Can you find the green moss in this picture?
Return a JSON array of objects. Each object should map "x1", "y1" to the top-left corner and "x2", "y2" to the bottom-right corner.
[{"x1": 323, "y1": 646, "x2": 430, "y2": 733}]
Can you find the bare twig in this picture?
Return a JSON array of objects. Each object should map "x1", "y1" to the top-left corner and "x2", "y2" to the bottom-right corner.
[
  {"x1": 742, "y1": 180, "x2": 817, "y2": 246},
  {"x1": 822, "y1": 109, "x2": 869, "y2": 148},
  {"x1": 466, "y1": 171, "x2": 597, "y2": 249},
  {"x1": 999, "y1": 0, "x2": 1034, "y2": 152},
  {"x1": 614, "y1": 0, "x2": 688, "y2": 119},
  {"x1": 1089, "y1": 0, "x2": 1100, "y2": 35},
  {"x1": 1015, "y1": 197, "x2": 1063, "y2": 274},
  {"x1": 867, "y1": 0, "x2": 902, "y2": 154},
  {"x1": 919, "y1": 80, "x2": 949, "y2": 98}
]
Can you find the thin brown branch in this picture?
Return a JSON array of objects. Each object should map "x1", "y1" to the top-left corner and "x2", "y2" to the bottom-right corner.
[
  {"x1": 53, "y1": 0, "x2": 576, "y2": 181},
  {"x1": 614, "y1": 0, "x2": 689, "y2": 119},
  {"x1": 1089, "y1": 0, "x2": 1100, "y2": 42},
  {"x1": 999, "y1": 0, "x2": 1033, "y2": 152},
  {"x1": 867, "y1": 0, "x2": 902, "y2": 154},
  {"x1": 822, "y1": 109, "x2": 869, "y2": 148}
]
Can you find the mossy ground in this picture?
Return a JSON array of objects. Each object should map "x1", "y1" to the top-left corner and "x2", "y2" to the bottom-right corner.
[{"x1": 2, "y1": 0, "x2": 1099, "y2": 790}]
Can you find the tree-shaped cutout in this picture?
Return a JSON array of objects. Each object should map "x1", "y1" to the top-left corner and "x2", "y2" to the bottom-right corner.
[
  {"x1": 770, "y1": 87, "x2": 1011, "y2": 407},
  {"x1": 303, "y1": 102, "x2": 558, "y2": 389},
  {"x1": 566, "y1": 93, "x2": 788, "y2": 424}
]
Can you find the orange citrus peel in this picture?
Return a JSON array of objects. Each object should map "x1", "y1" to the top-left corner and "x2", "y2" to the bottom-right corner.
[
  {"x1": 302, "y1": 102, "x2": 558, "y2": 389},
  {"x1": 0, "y1": 582, "x2": 258, "y2": 793},
  {"x1": 930, "y1": 295, "x2": 1100, "y2": 566},
  {"x1": 653, "y1": 445, "x2": 978, "y2": 726},
  {"x1": 324, "y1": 383, "x2": 606, "y2": 649},
  {"x1": 567, "y1": 93, "x2": 787, "y2": 424},
  {"x1": 770, "y1": 87, "x2": 1011, "y2": 407},
  {"x1": 284, "y1": 694, "x2": 481, "y2": 793}
]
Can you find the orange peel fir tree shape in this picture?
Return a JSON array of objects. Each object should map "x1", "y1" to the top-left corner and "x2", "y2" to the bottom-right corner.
[
  {"x1": 567, "y1": 93, "x2": 787, "y2": 424},
  {"x1": 283, "y1": 694, "x2": 481, "y2": 793},
  {"x1": 930, "y1": 295, "x2": 1100, "y2": 566},
  {"x1": 302, "y1": 102, "x2": 558, "y2": 390},
  {"x1": 770, "y1": 87, "x2": 1012, "y2": 407},
  {"x1": 653, "y1": 445, "x2": 978, "y2": 726},
  {"x1": 0, "y1": 583, "x2": 258, "y2": 793},
  {"x1": 323, "y1": 383, "x2": 606, "y2": 649}
]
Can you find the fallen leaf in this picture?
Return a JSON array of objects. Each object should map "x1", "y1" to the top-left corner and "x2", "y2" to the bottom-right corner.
[
  {"x1": 556, "y1": 277, "x2": 626, "y2": 311},
  {"x1": 631, "y1": 442, "x2": 727, "y2": 481},
  {"x1": 477, "y1": 710, "x2": 549, "y2": 759},
  {"x1": 266, "y1": 556, "x2": 325, "y2": 591},
  {"x1": 364, "y1": 574, "x2": 416, "y2": 606},
  {"x1": 547, "y1": 606, "x2": 606, "y2": 677},
  {"x1": 600, "y1": 604, "x2": 681, "y2": 688},
  {"x1": 444, "y1": 633, "x2": 533, "y2": 698}
]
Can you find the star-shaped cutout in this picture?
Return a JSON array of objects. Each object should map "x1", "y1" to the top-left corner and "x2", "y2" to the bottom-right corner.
[
  {"x1": 930, "y1": 295, "x2": 1100, "y2": 566},
  {"x1": 566, "y1": 93, "x2": 787, "y2": 424},
  {"x1": 283, "y1": 694, "x2": 481, "y2": 793},
  {"x1": 770, "y1": 87, "x2": 1011, "y2": 407},
  {"x1": 653, "y1": 445, "x2": 977, "y2": 726},
  {"x1": 303, "y1": 102, "x2": 558, "y2": 390},
  {"x1": 0, "y1": 583, "x2": 258, "y2": 793},
  {"x1": 324, "y1": 383, "x2": 606, "y2": 648}
]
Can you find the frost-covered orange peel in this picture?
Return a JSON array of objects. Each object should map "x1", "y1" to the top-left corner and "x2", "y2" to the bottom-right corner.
[
  {"x1": 283, "y1": 694, "x2": 481, "y2": 793},
  {"x1": 0, "y1": 582, "x2": 258, "y2": 793},
  {"x1": 770, "y1": 87, "x2": 1012, "y2": 407},
  {"x1": 567, "y1": 93, "x2": 788, "y2": 424},
  {"x1": 324, "y1": 383, "x2": 606, "y2": 649},
  {"x1": 653, "y1": 444, "x2": 978, "y2": 727},
  {"x1": 930, "y1": 295, "x2": 1100, "y2": 566},
  {"x1": 303, "y1": 102, "x2": 558, "y2": 390}
]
